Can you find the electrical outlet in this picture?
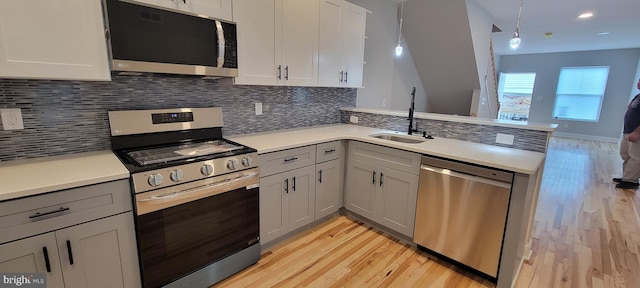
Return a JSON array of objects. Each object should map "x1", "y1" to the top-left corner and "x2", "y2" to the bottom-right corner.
[
  {"x1": 255, "y1": 102, "x2": 263, "y2": 115},
  {"x1": 349, "y1": 116, "x2": 359, "y2": 123},
  {"x1": 496, "y1": 133, "x2": 514, "y2": 145},
  {"x1": 1, "y1": 108, "x2": 24, "y2": 130}
]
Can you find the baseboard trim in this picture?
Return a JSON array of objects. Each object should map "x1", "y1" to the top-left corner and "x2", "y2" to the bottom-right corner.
[
  {"x1": 511, "y1": 257, "x2": 525, "y2": 288},
  {"x1": 552, "y1": 132, "x2": 619, "y2": 143}
]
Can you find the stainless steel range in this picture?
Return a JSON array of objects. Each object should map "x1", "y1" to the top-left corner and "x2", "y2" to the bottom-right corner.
[{"x1": 108, "y1": 108, "x2": 259, "y2": 288}]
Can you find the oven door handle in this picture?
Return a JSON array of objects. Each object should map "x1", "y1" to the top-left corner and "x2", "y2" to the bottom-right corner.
[{"x1": 139, "y1": 172, "x2": 258, "y2": 202}]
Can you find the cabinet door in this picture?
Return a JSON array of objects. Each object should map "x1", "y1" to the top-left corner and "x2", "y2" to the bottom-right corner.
[
  {"x1": 318, "y1": 0, "x2": 344, "y2": 87},
  {"x1": 345, "y1": 158, "x2": 376, "y2": 219},
  {"x1": 0, "y1": 0, "x2": 110, "y2": 81},
  {"x1": 341, "y1": 2, "x2": 366, "y2": 88},
  {"x1": 260, "y1": 173, "x2": 288, "y2": 244},
  {"x1": 131, "y1": 0, "x2": 178, "y2": 10},
  {"x1": 280, "y1": 0, "x2": 319, "y2": 86},
  {"x1": 233, "y1": 0, "x2": 280, "y2": 85},
  {"x1": 377, "y1": 168, "x2": 419, "y2": 237},
  {"x1": 315, "y1": 159, "x2": 341, "y2": 219},
  {"x1": 288, "y1": 165, "x2": 316, "y2": 231},
  {"x1": 178, "y1": 0, "x2": 232, "y2": 21},
  {"x1": 0, "y1": 233, "x2": 64, "y2": 288},
  {"x1": 56, "y1": 212, "x2": 141, "y2": 288}
]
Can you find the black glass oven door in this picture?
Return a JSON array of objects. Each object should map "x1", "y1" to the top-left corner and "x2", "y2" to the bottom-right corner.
[{"x1": 135, "y1": 170, "x2": 259, "y2": 288}]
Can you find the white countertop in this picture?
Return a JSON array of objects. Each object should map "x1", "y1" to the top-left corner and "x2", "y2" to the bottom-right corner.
[
  {"x1": 341, "y1": 107, "x2": 558, "y2": 132},
  {"x1": 0, "y1": 124, "x2": 545, "y2": 202},
  {"x1": 0, "y1": 151, "x2": 130, "y2": 202},
  {"x1": 229, "y1": 124, "x2": 545, "y2": 175}
]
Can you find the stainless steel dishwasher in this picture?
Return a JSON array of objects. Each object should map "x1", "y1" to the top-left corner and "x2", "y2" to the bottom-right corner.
[{"x1": 413, "y1": 155, "x2": 513, "y2": 279}]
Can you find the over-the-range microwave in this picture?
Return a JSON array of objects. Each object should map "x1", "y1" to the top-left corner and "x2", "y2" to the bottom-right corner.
[{"x1": 102, "y1": 0, "x2": 238, "y2": 77}]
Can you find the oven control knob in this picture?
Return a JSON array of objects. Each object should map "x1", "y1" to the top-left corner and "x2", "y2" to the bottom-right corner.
[
  {"x1": 227, "y1": 159, "x2": 237, "y2": 170},
  {"x1": 201, "y1": 164, "x2": 214, "y2": 176},
  {"x1": 241, "y1": 157, "x2": 252, "y2": 167},
  {"x1": 147, "y1": 174, "x2": 163, "y2": 186},
  {"x1": 170, "y1": 170, "x2": 184, "y2": 182}
]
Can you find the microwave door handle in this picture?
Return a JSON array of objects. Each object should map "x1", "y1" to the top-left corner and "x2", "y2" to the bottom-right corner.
[{"x1": 215, "y1": 20, "x2": 225, "y2": 68}]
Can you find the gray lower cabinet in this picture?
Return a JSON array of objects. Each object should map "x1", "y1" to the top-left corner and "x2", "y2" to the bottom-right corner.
[
  {"x1": 345, "y1": 141, "x2": 420, "y2": 237},
  {"x1": 0, "y1": 213, "x2": 138, "y2": 288},
  {"x1": 314, "y1": 140, "x2": 343, "y2": 220},
  {"x1": 0, "y1": 233, "x2": 64, "y2": 287},
  {"x1": 315, "y1": 159, "x2": 341, "y2": 219},
  {"x1": 0, "y1": 180, "x2": 140, "y2": 288},
  {"x1": 259, "y1": 142, "x2": 345, "y2": 245},
  {"x1": 260, "y1": 165, "x2": 316, "y2": 244}
]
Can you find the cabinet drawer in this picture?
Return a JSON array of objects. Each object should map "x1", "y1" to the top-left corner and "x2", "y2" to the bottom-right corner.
[
  {"x1": 348, "y1": 141, "x2": 420, "y2": 175},
  {"x1": 0, "y1": 180, "x2": 132, "y2": 244},
  {"x1": 316, "y1": 141, "x2": 342, "y2": 163},
  {"x1": 259, "y1": 145, "x2": 316, "y2": 177}
]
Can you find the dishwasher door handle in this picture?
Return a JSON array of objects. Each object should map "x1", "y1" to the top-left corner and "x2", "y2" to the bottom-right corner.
[{"x1": 420, "y1": 165, "x2": 512, "y2": 189}]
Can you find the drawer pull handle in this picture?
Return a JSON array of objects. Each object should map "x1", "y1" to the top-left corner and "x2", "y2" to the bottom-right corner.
[
  {"x1": 284, "y1": 157, "x2": 298, "y2": 163},
  {"x1": 66, "y1": 240, "x2": 74, "y2": 265},
  {"x1": 324, "y1": 149, "x2": 336, "y2": 154},
  {"x1": 29, "y1": 207, "x2": 70, "y2": 221},
  {"x1": 43, "y1": 247, "x2": 51, "y2": 273}
]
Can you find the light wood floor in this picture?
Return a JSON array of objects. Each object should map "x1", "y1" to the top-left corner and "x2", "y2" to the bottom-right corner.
[{"x1": 215, "y1": 137, "x2": 640, "y2": 288}]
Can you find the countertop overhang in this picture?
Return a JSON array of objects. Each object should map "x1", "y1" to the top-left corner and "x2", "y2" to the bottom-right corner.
[
  {"x1": 0, "y1": 150, "x2": 130, "y2": 202},
  {"x1": 229, "y1": 124, "x2": 545, "y2": 175}
]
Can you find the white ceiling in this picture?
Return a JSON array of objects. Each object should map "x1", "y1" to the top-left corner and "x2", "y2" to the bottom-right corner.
[{"x1": 476, "y1": 0, "x2": 640, "y2": 56}]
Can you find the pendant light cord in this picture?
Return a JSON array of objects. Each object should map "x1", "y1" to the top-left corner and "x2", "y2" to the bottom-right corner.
[
  {"x1": 397, "y1": 1, "x2": 404, "y2": 45},
  {"x1": 515, "y1": 0, "x2": 523, "y2": 32}
]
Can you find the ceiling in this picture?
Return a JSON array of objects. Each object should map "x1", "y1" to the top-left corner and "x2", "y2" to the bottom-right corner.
[{"x1": 475, "y1": 0, "x2": 640, "y2": 56}]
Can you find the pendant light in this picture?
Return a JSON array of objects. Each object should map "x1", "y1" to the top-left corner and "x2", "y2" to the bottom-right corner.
[
  {"x1": 395, "y1": 0, "x2": 404, "y2": 56},
  {"x1": 509, "y1": 0, "x2": 523, "y2": 49}
]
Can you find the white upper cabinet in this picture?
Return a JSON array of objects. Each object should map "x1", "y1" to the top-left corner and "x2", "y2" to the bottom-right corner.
[
  {"x1": 341, "y1": 2, "x2": 366, "y2": 88},
  {"x1": 0, "y1": 0, "x2": 110, "y2": 81},
  {"x1": 233, "y1": 0, "x2": 279, "y2": 85},
  {"x1": 134, "y1": 0, "x2": 233, "y2": 20},
  {"x1": 178, "y1": 0, "x2": 233, "y2": 21},
  {"x1": 131, "y1": 0, "x2": 176, "y2": 10},
  {"x1": 234, "y1": 0, "x2": 319, "y2": 86},
  {"x1": 279, "y1": 0, "x2": 319, "y2": 86},
  {"x1": 318, "y1": 0, "x2": 366, "y2": 88}
]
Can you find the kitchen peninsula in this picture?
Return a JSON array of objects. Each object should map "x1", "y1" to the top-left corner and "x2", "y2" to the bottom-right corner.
[
  {"x1": 229, "y1": 123, "x2": 551, "y2": 287},
  {"x1": 0, "y1": 120, "x2": 554, "y2": 288}
]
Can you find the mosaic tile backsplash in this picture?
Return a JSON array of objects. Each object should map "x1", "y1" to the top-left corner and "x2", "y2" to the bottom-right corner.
[
  {"x1": 340, "y1": 110, "x2": 550, "y2": 153},
  {"x1": 0, "y1": 74, "x2": 356, "y2": 161}
]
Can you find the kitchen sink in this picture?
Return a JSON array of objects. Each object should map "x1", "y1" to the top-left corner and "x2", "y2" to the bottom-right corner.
[{"x1": 369, "y1": 133, "x2": 427, "y2": 144}]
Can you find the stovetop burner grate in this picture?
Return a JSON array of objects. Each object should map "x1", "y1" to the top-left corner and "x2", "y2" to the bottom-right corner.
[{"x1": 127, "y1": 140, "x2": 243, "y2": 166}]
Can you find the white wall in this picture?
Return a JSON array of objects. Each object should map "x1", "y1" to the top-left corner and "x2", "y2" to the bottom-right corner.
[
  {"x1": 347, "y1": 0, "x2": 427, "y2": 112},
  {"x1": 402, "y1": 0, "x2": 480, "y2": 115},
  {"x1": 391, "y1": 35, "x2": 427, "y2": 112},
  {"x1": 633, "y1": 58, "x2": 640, "y2": 102},
  {"x1": 466, "y1": 0, "x2": 495, "y2": 118},
  {"x1": 499, "y1": 48, "x2": 640, "y2": 140}
]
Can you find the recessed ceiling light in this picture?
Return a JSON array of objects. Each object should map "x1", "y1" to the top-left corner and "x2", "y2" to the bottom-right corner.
[
  {"x1": 598, "y1": 32, "x2": 610, "y2": 35},
  {"x1": 578, "y1": 12, "x2": 593, "y2": 19}
]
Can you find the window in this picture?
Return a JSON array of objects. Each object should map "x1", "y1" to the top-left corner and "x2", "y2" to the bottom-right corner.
[
  {"x1": 498, "y1": 73, "x2": 536, "y2": 121},
  {"x1": 552, "y1": 66, "x2": 609, "y2": 122}
]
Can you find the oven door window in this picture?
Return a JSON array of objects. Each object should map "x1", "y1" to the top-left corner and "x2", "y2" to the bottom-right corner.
[{"x1": 137, "y1": 186, "x2": 259, "y2": 288}]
